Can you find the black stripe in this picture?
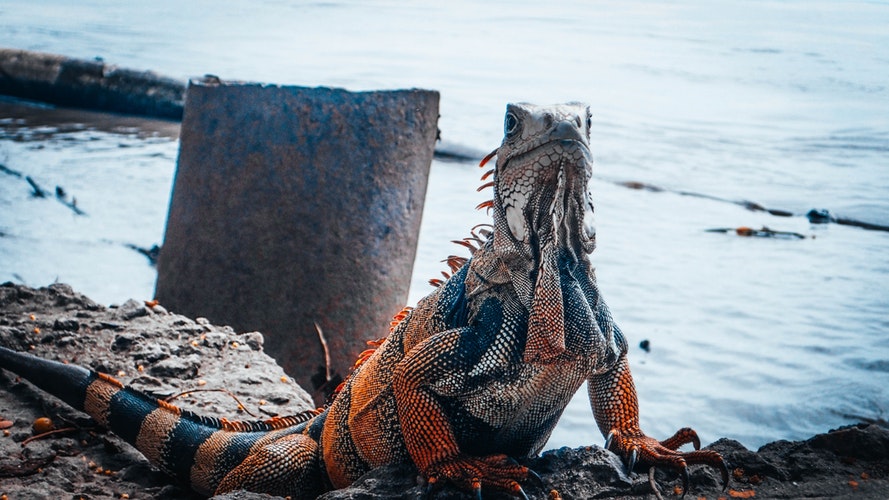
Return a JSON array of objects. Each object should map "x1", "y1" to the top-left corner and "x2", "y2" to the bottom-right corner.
[
  {"x1": 63, "y1": 371, "x2": 98, "y2": 411},
  {"x1": 163, "y1": 417, "x2": 217, "y2": 484},
  {"x1": 211, "y1": 431, "x2": 264, "y2": 485},
  {"x1": 0, "y1": 346, "x2": 95, "y2": 410},
  {"x1": 306, "y1": 410, "x2": 327, "y2": 441},
  {"x1": 441, "y1": 265, "x2": 470, "y2": 328},
  {"x1": 107, "y1": 389, "x2": 156, "y2": 445}
]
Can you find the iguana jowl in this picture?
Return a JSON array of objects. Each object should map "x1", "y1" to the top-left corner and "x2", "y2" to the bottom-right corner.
[{"x1": 0, "y1": 102, "x2": 727, "y2": 498}]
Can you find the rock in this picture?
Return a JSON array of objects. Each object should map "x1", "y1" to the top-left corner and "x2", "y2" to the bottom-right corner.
[
  {"x1": 2, "y1": 283, "x2": 888, "y2": 499},
  {"x1": 0, "y1": 282, "x2": 313, "y2": 499},
  {"x1": 212, "y1": 491, "x2": 282, "y2": 500},
  {"x1": 808, "y1": 423, "x2": 889, "y2": 461},
  {"x1": 51, "y1": 317, "x2": 80, "y2": 331},
  {"x1": 118, "y1": 298, "x2": 150, "y2": 320}
]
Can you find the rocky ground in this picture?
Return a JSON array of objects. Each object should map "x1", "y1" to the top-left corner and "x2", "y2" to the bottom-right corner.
[{"x1": 1, "y1": 283, "x2": 887, "y2": 499}]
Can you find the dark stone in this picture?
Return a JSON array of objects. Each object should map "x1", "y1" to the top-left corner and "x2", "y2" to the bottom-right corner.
[
  {"x1": 52, "y1": 318, "x2": 80, "y2": 332},
  {"x1": 147, "y1": 354, "x2": 201, "y2": 379},
  {"x1": 112, "y1": 333, "x2": 136, "y2": 350},
  {"x1": 712, "y1": 437, "x2": 789, "y2": 480},
  {"x1": 808, "y1": 423, "x2": 889, "y2": 461},
  {"x1": 118, "y1": 299, "x2": 150, "y2": 320},
  {"x1": 155, "y1": 80, "x2": 439, "y2": 396},
  {"x1": 806, "y1": 208, "x2": 832, "y2": 224}
]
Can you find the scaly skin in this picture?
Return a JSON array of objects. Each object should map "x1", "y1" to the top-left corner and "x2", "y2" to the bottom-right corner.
[{"x1": 0, "y1": 103, "x2": 727, "y2": 499}]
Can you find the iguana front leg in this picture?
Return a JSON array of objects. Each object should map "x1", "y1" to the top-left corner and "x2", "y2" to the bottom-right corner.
[
  {"x1": 589, "y1": 354, "x2": 729, "y2": 492},
  {"x1": 392, "y1": 328, "x2": 532, "y2": 498}
]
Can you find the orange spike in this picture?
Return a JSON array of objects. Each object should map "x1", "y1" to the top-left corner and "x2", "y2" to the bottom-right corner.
[
  {"x1": 451, "y1": 239, "x2": 479, "y2": 253},
  {"x1": 219, "y1": 417, "x2": 234, "y2": 431},
  {"x1": 353, "y1": 349, "x2": 376, "y2": 369},
  {"x1": 476, "y1": 181, "x2": 495, "y2": 192},
  {"x1": 471, "y1": 224, "x2": 494, "y2": 240},
  {"x1": 388, "y1": 307, "x2": 412, "y2": 331},
  {"x1": 97, "y1": 372, "x2": 125, "y2": 388},
  {"x1": 479, "y1": 148, "x2": 498, "y2": 167},
  {"x1": 465, "y1": 235, "x2": 485, "y2": 246},
  {"x1": 480, "y1": 168, "x2": 495, "y2": 181},
  {"x1": 476, "y1": 199, "x2": 494, "y2": 211},
  {"x1": 444, "y1": 255, "x2": 468, "y2": 273},
  {"x1": 429, "y1": 278, "x2": 444, "y2": 288},
  {"x1": 157, "y1": 399, "x2": 182, "y2": 414}
]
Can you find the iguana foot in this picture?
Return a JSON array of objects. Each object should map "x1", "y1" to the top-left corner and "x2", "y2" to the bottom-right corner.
[
  {"x1": 422, "y1": 454, "x2": 533, "y2": 499},
  {"x1": 605, "y1": 427, "x2": 729, "y2": 495}
]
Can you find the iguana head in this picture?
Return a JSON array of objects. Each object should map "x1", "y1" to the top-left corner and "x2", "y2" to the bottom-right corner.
[
  {"x1": 499, "y1": 102, "x2": 595, "y2": 255},
  {"x1": 480, "y1": 102, "x2": 597, "y2": 362},
  {"x1": 486, "y1": 102, "x2": 596, "y2": 273}
]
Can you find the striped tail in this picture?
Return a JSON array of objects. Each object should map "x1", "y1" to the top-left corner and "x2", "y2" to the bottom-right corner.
[{"x1": 0, "y1": 346, "x2": 317, "y2": 496}]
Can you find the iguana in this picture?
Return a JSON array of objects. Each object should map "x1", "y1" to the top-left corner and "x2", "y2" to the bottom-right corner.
[{"x1": 0, "y1": 102, "x2": 727, "y2": 499}]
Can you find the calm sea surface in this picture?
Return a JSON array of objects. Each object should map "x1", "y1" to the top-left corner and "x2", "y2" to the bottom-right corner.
[{"x1": 1, "y1": 1, "x2": 887, "y2": 450}]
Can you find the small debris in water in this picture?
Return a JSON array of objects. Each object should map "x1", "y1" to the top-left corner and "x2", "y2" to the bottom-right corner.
[
  {"x1": 124, "y1": 243, "x2": 160, "y2": 265},
  {"x1": 706, "y1": 226, "x2": 806, "y2": 239},
  {"x1": 25, "y1": 176, "x2": 47, "y2": 197}
]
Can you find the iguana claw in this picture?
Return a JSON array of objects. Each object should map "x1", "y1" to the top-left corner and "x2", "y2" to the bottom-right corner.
[
  {"x1": 626, "y1": 447, "x2": 638, "y2": 473},
  {"x1": 516, "y1": 485, "x2": 530, "y2": 500},
  {"x1": 716, "y1": 456, "x2": 730, "y2": 490},
  {"x1": 423, "y1": 476, "x2": 439, "y2": 498},
  {"x1": 605, "y1": 426, "x2": 728, "y2": 495},
  {"x1": 505, "y1": 456, "x2": 544, "y2": 490},
  {"x1": 679, "y1": 466, "x2": 690, "y2": 498},
  {"x1": 421, "y1": 454, "x2": 534, "y2": 499},
  {"x1": 525, "y1": 467, "x2": 544, "y2": 488},
  {"x1": 472, "y1": 478, "x2": 483, "y2": 500}
]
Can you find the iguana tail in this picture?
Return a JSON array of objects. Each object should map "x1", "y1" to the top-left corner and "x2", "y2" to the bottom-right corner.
[{"x1": 0, "y1": 346, "x2": 318, "y2": 496}]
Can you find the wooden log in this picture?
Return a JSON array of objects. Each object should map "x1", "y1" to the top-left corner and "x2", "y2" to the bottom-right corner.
[{"x1": 0, "y1": 48, "x2": 185, "y2": 120}]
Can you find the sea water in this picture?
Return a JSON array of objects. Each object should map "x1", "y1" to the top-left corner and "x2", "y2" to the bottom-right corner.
[{"x1": 1, "y1": 0, "x2": 887, "y2": 449}]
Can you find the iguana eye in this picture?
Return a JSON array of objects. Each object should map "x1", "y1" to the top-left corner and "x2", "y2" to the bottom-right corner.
[
  {"x1": 586, "y1": 114, "x2": 592, "y2": 130},
  {"x1": 504, "y1": 112, "x2": 519, "y2": 136}
]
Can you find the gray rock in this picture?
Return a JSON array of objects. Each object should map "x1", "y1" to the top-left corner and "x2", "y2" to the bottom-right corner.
[
  {"x1": 52, "y1": 317, "x2": 80, "y2": 331},
  {"x1": 118, "y1": 298, "x2": 150, "y2": 320},
  {"x1": 3, "y1": 283, "x2": 889, "y2": 499},
  {"x1": 0, "y1": 282, "x2": 313, "y2": 499}
]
